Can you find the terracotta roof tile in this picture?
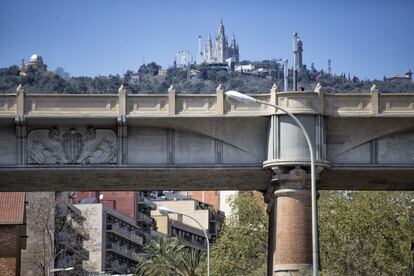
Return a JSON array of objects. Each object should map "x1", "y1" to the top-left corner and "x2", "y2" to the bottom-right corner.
[{"x1": 0, "y1": 192, "x2": 25, "y2": 224}]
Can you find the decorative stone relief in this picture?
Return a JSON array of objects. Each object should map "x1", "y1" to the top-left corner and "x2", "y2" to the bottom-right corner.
[{"x1": 27, "y1": 127, "x2": 117, "y2": 164}]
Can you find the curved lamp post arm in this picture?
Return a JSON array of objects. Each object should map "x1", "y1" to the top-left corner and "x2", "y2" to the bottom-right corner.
[{"x1": 256, "y1": 99, "x2": 318, "y2": 276}]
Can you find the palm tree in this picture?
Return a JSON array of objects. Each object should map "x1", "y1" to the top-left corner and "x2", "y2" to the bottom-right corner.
[
  {"x1": 135, "y1": 236, "x2": 206, "y2": 276},
  {"x1": 174, "y1": 247, "x2": 206, "y2": 276},
  {"x1": 135, "y1": 236, "x2": 184, "y2": 276}
]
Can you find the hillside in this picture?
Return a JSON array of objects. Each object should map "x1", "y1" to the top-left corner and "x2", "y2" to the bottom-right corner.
[{"x1": 0, "y1": 61, "x2": 413, "y2": 94}]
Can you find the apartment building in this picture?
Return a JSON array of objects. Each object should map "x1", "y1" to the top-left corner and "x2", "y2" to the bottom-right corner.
[
  {"x1": 54, "y1": 194, "x2": 89, "y2": 273},
  {"x1": 151, "y1": 192, "x2": 225, "y2": 250},
  {"x1": 75, "y1": 191, "x2": 157, "y2": 235},
  {"x1": 75, "y1": 203, "x2": 145, "y2": 274}
]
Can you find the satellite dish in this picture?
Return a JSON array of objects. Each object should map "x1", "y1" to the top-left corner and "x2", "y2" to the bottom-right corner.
[{"x1": 99, "y1": 194, "x2": 104, "y2": 200}]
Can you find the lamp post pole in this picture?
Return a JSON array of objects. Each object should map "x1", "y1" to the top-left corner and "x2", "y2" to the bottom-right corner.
[
  {"x1": 158, "y1": 207, "x2": 210, "y2": 276},
  {"x1": 224, "y1": 90, "x2": 318, "y2": 276}
]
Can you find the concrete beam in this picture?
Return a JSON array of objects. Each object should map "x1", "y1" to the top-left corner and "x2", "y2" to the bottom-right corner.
[
  {"x1": 321, "y1": 166, "x2": 414, "y2": 190},
  {"x1": 0, "y1": 166, "x2": 271, "y2": 192}
]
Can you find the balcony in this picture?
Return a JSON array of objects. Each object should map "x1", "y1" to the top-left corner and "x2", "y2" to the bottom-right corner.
[
  {"x1": 106, "y1": 259, "x2": 128, "y2": 274},
  {"x1": 106, "y1": 223, "x2": 144, "y2": 246},
  {"x1": 106, "y1": 242, "x2": 140, "y2": 262},
  {"x1": 137, "y1": 194, "x2": 157, "y2": 210},
  {"x1": 177, "y1": 237, "x2": 205, "y2": 251},
  {"x1": 209, "y1": 210, "x2": 225, "y2": 223},
  {"x1": 136, "y1": 212, "x2": 156, "y2": 225}
]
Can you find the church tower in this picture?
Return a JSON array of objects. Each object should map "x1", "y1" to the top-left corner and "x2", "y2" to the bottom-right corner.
[
  {"x1": 230, "y1": 33, "x2": 239, "y2": 63},
  {"x1": 205, "y1": 34, "x2": 213, "y2": 63},
  {"x1": 216, "y1": 20, "x2": 227, "y2": 63},
  {"x1": 204, "y1": 20, "x2": 239, "y2": 64}
]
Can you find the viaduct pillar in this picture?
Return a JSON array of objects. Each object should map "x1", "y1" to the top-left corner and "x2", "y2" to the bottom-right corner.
[
  {"x1": 264, "y1": 112, "x2": 328, "y2": 276},
  {"x1": 266, "y1": 167, "x2": 315, "y2": 275}
]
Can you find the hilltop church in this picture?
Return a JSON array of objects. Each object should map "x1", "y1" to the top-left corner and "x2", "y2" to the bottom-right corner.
[{"x1": 204, "y1": 20, "x2": 239, "y2": 64}]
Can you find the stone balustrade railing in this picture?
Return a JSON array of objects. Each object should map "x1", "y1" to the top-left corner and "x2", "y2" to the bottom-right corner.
[{"x1": 0, "y1": 84, "x2": 413, "y2": 118}]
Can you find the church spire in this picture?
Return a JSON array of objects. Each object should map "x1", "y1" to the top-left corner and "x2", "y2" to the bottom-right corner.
[
  {"x1": 231, "y1": 33, "x2": 237, "y2": 48},
  {"x1": 218, "y1": 19, "x2": 225, "y2": 38}
]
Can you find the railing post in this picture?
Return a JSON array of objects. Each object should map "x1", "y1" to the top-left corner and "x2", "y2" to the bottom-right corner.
[
  {"x1": 216, "y1": 84, "x2": 224, "y2": 115},
  {"x1": 314, "y1": 83, "x2": 324, "y2": 114},
  {"x1": 16, "y1": 84, "x2": 25, "y2": 116},
  {"x1": 270, "y1": 84, "x2": 279, "y2": 113},
  {"x1": 168, "y1": 85, "x2": 176, "y2": 115},
  {"x1": 370, "y1": 84, "x2": 379, "y2": 115},
  {"x1": 118, "y1": 84, "x2": 127, "y2": 116}
]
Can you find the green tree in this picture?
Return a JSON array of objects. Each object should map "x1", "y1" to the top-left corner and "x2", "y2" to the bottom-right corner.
[
  {"x1": 136, "y1": 236, "x2": 184, "y2": 276},
  {"x1": 174, "y1": 247, "x2": 205, "y2": 276},
  {"x1": 319, "y1": 191, "x2": 414, "y2": 275},
  {"x1": 135, "y1": 236, "x2": 205, "y2": 276},
  {"x1": 209, "y1": 192, "x2": 268, "y2": 276}
]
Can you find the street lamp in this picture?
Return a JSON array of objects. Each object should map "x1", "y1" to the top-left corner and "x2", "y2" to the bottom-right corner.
[
  {"x1": 48, "y1": 267, "x2": 74, "y2": 275},
  {"x1": 158, "y1": 206, "x2": 210, "y2": 276},
  {"x1": 225, "y1": 90, "x2": 319, "y2": 276}
]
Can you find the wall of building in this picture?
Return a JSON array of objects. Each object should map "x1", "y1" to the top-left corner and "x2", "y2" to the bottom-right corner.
[
  {"x1": 153, "y1": 215, "x2": 169, "y2": 235},
  {"x1": 76, "y1": 191, "x2": 136, "y2": 220},
  {"x1": 104, "y1": 192, "x2": 136, "y2": 219},
  {"x1": 21, "y1": 192, "x2": 55, "y2": 276},
  {"x1": 152, "y1": 200, "x2": 210, "y2": 230},
  {"x1": 0, "y1": 225, "x2": 20, "y2": 276},
  {"x1": 219, "y1": 190, "x2": 238, "y2": 217},
  {"x1": 191, "y1": 191, "x2": 220, "y2": 211},
  {"x1": 75, "y1": 204, "x2": 104, "y2": 273}
]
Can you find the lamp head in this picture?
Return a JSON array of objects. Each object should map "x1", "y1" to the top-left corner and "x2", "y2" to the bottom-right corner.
[
  {"x1": 224, "y1": 90, "x2": 257, "y2": 104},
  {"x1": 158, "y1": 206, "x2": 174, "y2": 215}
]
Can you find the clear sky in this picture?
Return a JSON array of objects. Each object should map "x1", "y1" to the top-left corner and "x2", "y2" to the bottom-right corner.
[{"x1": 1, "y1": 0, "x2": 413, "y2": 79}]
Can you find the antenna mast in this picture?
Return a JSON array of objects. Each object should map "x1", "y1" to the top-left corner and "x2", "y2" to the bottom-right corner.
[{"x1": 292, "y1": 33, "x2": 299, "y2": 91}]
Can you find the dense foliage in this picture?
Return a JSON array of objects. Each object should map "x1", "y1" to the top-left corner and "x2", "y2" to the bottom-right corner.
[
  {"x1": 319, "y1": 191, "x2": 414, "y2": 275},
  {"x1": 207, "y1": 191, "x2": 413, "y2": 275},
  {"x1": 209, "y1": 192, "x2": 268, "y2": 276},
  {"x1": 1, "y1": 61, "x2": 413, "y2": 94}
]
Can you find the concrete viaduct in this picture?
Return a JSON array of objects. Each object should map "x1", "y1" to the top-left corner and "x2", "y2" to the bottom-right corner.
[{"x1": 0, "y1": 84, "x2": 413, "y2": 275}]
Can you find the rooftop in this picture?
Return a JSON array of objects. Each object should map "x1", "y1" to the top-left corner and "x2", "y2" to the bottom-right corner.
[{"x1": 0, "y1": 192, "x2": 25, "y2": 224}]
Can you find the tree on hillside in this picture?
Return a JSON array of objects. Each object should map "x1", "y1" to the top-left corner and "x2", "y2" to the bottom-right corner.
[
  {"x1": 54, "y1": 67, "x2": 70, "y2": 80},
  {"x1": 319, "y1": 191, "x2": 414, "y2": 275}
]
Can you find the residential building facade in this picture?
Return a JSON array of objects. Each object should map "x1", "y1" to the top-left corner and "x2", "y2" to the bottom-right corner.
[
  {"x1": 75, "y1": 191, "x2": 157, "y2": 236},
  {"x1": 151, "y1": 193, "x2": 225, "y2": 250},
  {"x1": 75, "y1": 203, "x2": 145, "y2": 274},
  {"x1": 180, "y1": 190, "x2": 237, "y2": 217}
]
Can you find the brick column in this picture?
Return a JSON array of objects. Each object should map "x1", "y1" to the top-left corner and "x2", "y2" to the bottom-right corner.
[{"x1": 267, "y1": 167, "x2": 313, "y2": 276}]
